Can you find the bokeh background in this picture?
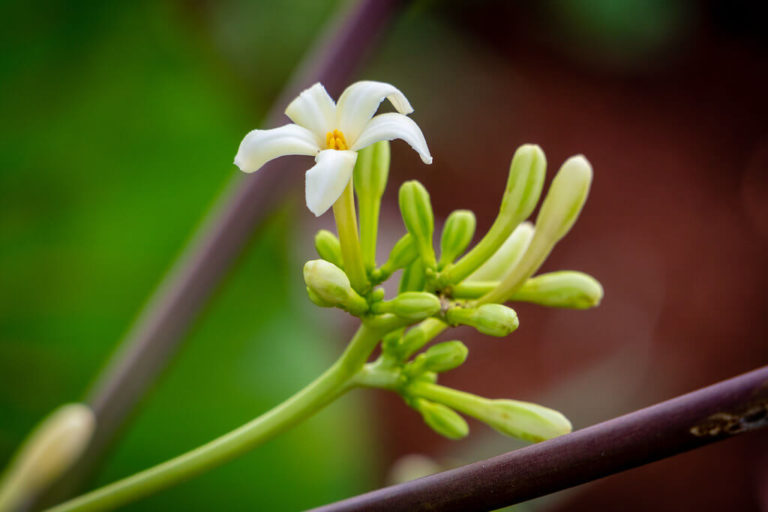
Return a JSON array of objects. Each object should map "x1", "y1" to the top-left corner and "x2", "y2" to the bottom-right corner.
[{"x1": 1, "y1": 0, "x2": 767, "y2": 510}]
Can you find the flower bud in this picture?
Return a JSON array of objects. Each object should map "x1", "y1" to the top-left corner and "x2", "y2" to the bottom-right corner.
[
  {"x1": 353, "y1": 140, "x2": 390, "y2": 202},
  {"x1": 303, "y1": 260, "x2": 368, "y2": 315},
  {"x1": 354, "y1": 141, "x2": 391, "y2": 271},
  {"x1": 468, "y1": 221, "x2": 534, "y2": 281},
  {"x1": 439, "y1": 144, "x2": 545, "y2": 284},
  {"x1": 414, "y1": 399, "x2": 469, "y2": 440},
  {"x1": 439, "y1": 210, "x2": 476, "y2": 268},
  {"x1": 421, "y1": 340, "x2": 469, "y2": 372},
  {"x1": 399, "y1": 180, "x2": 437, "y2": 269},
  {"x1": 511, "y1": 271, "x2": 603, "y2": 309},
  {"x1": 480, "y1": 156, "x2": 593, "y2": 304},
  {"x1": 479, "y1": 399, "x2": 572, "y2": 443},
  {"x1": 314, "y1": 230, "x2": 343, "y2": 269},
  {"x1": 377, "y1": 234, "x2": 419, "y2": 280},
  {"x1": 446, "y1": 303, "x2": 519, "y2": 337},
  {"x1": 371, "y1": 291, "x2": 440, "y2": 321},
  {"x1": 0, "y1": 404, "x2": 95, "y2": 511}
]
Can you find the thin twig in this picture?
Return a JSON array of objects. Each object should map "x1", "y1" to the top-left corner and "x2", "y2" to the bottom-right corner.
[
  {"x1": 35, "y1": 0, "x2": 405, "y2": 507},
  {"x1": 312, "y1": 366, "x2": 768, "y2": 512}
]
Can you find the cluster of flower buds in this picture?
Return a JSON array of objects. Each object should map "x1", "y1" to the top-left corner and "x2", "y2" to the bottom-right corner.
[{"x1": 304, "y1": 140, "x2": 602, "y2": 442}]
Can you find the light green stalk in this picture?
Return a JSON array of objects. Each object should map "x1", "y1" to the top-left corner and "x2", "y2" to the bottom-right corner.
[
  {"x1": 47, "y1": 321, "x2": 396, "y2": 512},
  {"x1": 332, "y1": 181, "x2": 369, "y2": 293}
]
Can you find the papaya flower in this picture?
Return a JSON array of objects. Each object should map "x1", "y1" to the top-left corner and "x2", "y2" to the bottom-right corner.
[{"x1": 234, "y1": 81, "x2": 432, "y2": 216}]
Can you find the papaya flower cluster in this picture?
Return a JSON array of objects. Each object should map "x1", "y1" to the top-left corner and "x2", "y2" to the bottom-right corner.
[{"x1": 234, "y1": 80, "x2": 601, "y2": 443}]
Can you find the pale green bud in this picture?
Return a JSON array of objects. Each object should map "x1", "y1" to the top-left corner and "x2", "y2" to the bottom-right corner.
[
  {"x1": 314, "y1": 230, "x2": 343, "y2": 269},
  {"x1": 439, "y1": 144, "x2": 545, "y2": 284},
  {"x1": 511, "y1": 271, "x2": 603, "y2": 309},
  {"x1": 498, "y1": 144, "x2": 547, "y2": 227},
  {"x1": 0, "y1": 404, "x2": 95, "y2": 512},
  {"x1": 303, "y1": 260, "x2": 368, "y2": 315},
  {"x1": 468, "y1": 221, "x2": 534, "y2": 281},
  {"x1": 353, "y1": 140, "x2": 390, "y2": 201},
  {"x1": 479, "y1": 399, "x2": 572, "y2": 443},
  {"x1": 415, "y1": 399, "x2": 469, "y2": 440},
  {"x1": 399, "y1": 181, "x2": 437, "y2": 269},
  {"x1": 446, "y1": 303, "x2": 519, "y2": 337},
  {"x1": 421, "y1": 340, "x2": 469, "y2": 372},
  {"x1": 479, "y1": 155, "x2": 593, "y2": 305},
  {"x1": 376, "y1": 234, "x2": 419, "y2": 281},
  {"x1": 371, "y1": 291, "x2": 440, "y2": 321},
  {"x1": 439, "y1": 210, "x2": 476, "y2": 268}
]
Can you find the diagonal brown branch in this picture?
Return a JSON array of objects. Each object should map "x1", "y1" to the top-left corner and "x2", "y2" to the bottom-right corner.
[{"x1": 312, "y1": 365, "x2": 768, "y2": 512}]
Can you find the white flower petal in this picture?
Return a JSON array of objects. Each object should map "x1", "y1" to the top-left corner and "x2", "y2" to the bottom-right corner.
[
  {"x1": 336, "y1": 81, "x2": 414, "y2": 143},
  {"x1": 351, "y1": 113, "x2": 432, "y2": 164},
  {"x1": 305, "y1": 150, "x2": 358, "y2": 216},
  {"x1": 284, "y1": 83, "x2": 337, "y2": 144},
  {"x1": 234, "y1": 124, "x2": 320, "y2": 173}
]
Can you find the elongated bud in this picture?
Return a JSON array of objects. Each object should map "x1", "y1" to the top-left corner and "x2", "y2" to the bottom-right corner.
[
  {"x1": 303, "y1": 260, "x2": 368, "y2": 315},
  {"x1": 371, "y1": 291, "x2": 440, "y2": 321},
  {"x1": 439, "y1": 210, "x2": 476, "y2": 268},
  {"x1": 421, "y1": 341, "x2": 469, "y2": 372},
  {"x1": 0, "y1": 404, "x2": 95, "y2": 511},
  {"x1": 480, "y1": 156, "x2": 593, "y2": 304},
  {"x1": 399, "y1": 181, "x2": 437, "y2": 269},
  {"x1": 414, "y1": 399, "x2": 469, "y2": 440},
  {"x1": 446, "y1": 303, "x2": 519, "y2": 337},
  {"x1": 314, "y1": 230, "x2": 343, "y2": 269},
  {"x1": 479, "y1": 399, "x2": 572, "y2": 442},
  {"x1": 376, "y1": 234, "x2": 419, "y2": 281},
  {"x1": 511, "y1": 271, "x2": 603, "y2": 309},
  {"x1": 468, "y1": 222, "x2": 534, "y2": 281},
  {"x1": 354, "y1": 140, "x2": 390, "y2": 201},
  {"x1": 355, "y1": 141, "x2": 391, "y2": 271},
  {"x1": 440, "y1": 145, "x2": 545, "y2": 284}
]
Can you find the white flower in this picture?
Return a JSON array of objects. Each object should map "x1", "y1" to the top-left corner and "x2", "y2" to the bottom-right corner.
[{"x1": 234, "y1": 81, "x2": 433, "y2": 216}]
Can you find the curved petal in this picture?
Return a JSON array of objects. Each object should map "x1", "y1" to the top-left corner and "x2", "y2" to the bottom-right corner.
[
  {"x1": 305, "y1": 150, "x2": 358, "y2": 216},
  {"x1": 351, "y1": 113, "x2": 432, "y2": 164},
  {"x1": 285, "y1": 83, "x2": 336, "y2": 144},
  {"x1": 336, "y1": 81, "x2": 414, "y2": 144},
  {"x1": 234, "y1": 124, "x2": 320, "y2": 173}
]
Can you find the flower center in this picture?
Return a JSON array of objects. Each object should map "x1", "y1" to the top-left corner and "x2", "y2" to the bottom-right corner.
[{"x1": 326, "y1": 129, "x2": 349, "y2": 150}]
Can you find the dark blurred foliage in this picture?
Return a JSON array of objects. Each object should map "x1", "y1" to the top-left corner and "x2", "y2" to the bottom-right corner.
[{"x1": 1, "y1": 0, "x2": 767, "y2": 511}]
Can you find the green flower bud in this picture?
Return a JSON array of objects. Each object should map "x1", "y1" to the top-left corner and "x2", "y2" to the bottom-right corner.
[
  {"x1": 421, "y1": 340, "x2": 469, "y2": 372},
  {"x1": 511, "y1": 271, "x2": 603, "y2": 309},
  {"x1": 414, "y1": 399, "x2": 469, "y2": 440},
  {"x1": 468, "y1": 221, "x2": 534, "y2": 281},
  {"x1": 479, "y1": 399, "x2": 572, "y2": 443},
  {"x1": 314, "y1": 229, "x2": 343, "y2": 269},
  {"x1": 371, "y1": 291, "x2": 440, "y2": 321},
  {"x1": 439, "y1": 144, "x2": 545, "y2": 285},
  {"x1": 439, "y1": 210, "x2": 476, "y2": 269},
  {"x1": 354, "y1": 141, "x2": 391, "y2": 271},
  {"x1": 0, "y1": 404, "x2": 95, "y2": 512},
  {"x1": 399, "y1": 181, "x2": 437, "y2": 269},
  {"x1": 479, "y1": 155, "x2": 593, "y2": 305},
  {"x1": 377, "y1": 234, "x2": 419, "y2": 281},
  {"x1": 303, "y1": 260, "x2": 368, "y2": 315},
  {"x1": 446, "y1": 303, "x2": 519, "y2": 337}
]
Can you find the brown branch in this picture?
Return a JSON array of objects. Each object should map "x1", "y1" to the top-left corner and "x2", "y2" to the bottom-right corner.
[
  {"x1": 34, "y1": 0, "x2": 405, "y2": 507},
  {"x1": 312, "y1": 366, "x2": 768, "y2": 512}
]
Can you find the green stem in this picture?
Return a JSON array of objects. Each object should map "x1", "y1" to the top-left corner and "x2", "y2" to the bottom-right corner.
[
  {"x1": 48, "y1": 323, "x2": 387, "y2": 512},
  {"x1": 358, "y1": 193, "x2": 380, "y2": 273},
  {"x1": 438, "y1": 216, "x2": 515, "y2": 286},
  {"x1": 333, "y1": 182, "x2": 369, "y2": 294}
]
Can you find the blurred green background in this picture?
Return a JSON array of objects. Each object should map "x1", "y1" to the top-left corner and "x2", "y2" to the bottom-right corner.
[{"x1": 2, "y1": 0, "x2": 767, "y2": 510}]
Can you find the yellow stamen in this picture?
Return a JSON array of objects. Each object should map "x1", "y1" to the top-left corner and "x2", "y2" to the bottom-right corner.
[{"x1": 325, "y1": 129, "x2": 349, "y2": 150}]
